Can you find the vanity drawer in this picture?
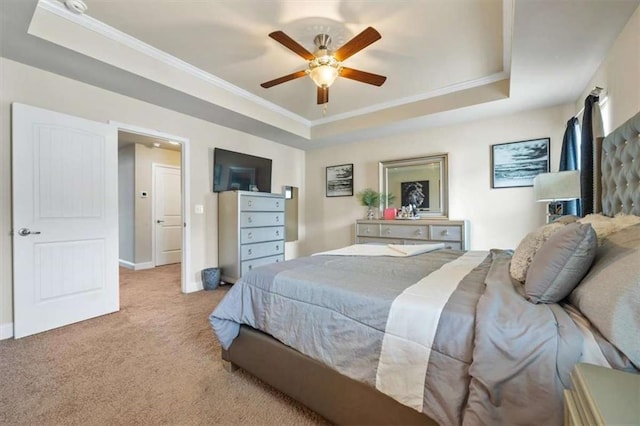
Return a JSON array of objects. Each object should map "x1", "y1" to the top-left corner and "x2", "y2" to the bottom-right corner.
[
  {"x1": 430, "y1": 225, "x2": 461, "y2": 241},
  {"x1": 241, "y1": 196, "x2": 283, "y2": 212},
  {"x1": 241, "y1": 254, "x2": 284, "y2": 275},
  {"x1": 240, "y1": 212, "x2": 284, "y2": 228},
  {"x1": 380, "y1": 224, "x2": 428, "y2": 240},
  {"x1": 356, "y1": 223, "x2": 380, "y2": 237},
  {"x1": 241, "y1": 240, "x2": 284, "y2": 260},
  {"x1": 241, "y1": 227, "x2": 284, "y2": 244}
]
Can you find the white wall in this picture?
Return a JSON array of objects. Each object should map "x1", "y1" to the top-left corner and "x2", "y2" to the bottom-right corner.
[
  {"x1": 0, "y1": 57, "x2": 306, "y2": 327},
  {"x1": 303, "y1": 105, "x2": 572, "y2": 255},
  {"x1": 118, "y1": 145, "x2": 135, "y2": 264},
  {"x1": 577, "y1": 5, "x2": 640, "y2": 133}
]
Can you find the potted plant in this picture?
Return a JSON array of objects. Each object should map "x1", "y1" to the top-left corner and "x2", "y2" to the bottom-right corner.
[{"x1": 357, "y1": 189, "x2": 395, "y2": 220}]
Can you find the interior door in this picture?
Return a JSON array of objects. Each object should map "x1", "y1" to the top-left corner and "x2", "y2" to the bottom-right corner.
[
  {"x1": 12, "y1": 103, "x2": 118, "y2": 339},
  {"x1": 154, "y1": 164, "x2": 182, "y2": 266}
]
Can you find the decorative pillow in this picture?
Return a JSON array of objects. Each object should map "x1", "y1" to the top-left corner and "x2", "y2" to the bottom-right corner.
[
  {"x1": 554, "y1": 215, "x2": 579, "y2": 224},
  {"x1": 577, "y1": 214, "x2": 618, "y2": 245},
  {"x1": 510, "y1": 222, "x2": 566, "y2": 282},
  {"x1": 525, "y1": 223, "x2": 597, "y2": 304},
  {"x1": 569, "y1": 222, "x2": 640, "y2": 366}
]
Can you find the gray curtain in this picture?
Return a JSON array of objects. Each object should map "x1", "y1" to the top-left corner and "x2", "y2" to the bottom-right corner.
[{"x1": 560, "y1": 117, "x2": 580, "y2": 216}]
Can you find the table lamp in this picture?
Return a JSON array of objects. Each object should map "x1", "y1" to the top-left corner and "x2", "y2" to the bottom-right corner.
[{"x1": 533, "y1": 171, "x2": 581, "y2": 223}]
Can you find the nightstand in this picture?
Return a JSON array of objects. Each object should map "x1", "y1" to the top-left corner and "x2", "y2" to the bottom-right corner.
[{"x1": 564, "y1": 363, "x2": 640, "y2": 425}]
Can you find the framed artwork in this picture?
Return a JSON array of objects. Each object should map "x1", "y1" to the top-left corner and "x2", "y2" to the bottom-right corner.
[
  {"x1": 491, "y1": 138, "x2": 550, "y2": 188},
  {"x1": 401, "y1": 180, "x2": 429, "y2": 208},
  {"x1": 326, "y1": 163, "x2": 354, "y2": 197}
]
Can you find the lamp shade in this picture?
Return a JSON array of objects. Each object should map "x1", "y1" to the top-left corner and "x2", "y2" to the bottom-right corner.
[{"x1": 533, "y1": 170, "x2": 581, "y2": 202}]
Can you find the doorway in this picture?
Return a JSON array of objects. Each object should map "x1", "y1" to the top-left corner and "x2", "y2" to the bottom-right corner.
[{"x1": 114, "y1": 122, "x2": 191, "y2": 294}]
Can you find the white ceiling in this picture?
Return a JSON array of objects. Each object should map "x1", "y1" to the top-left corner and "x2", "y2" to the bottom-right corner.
[{"x1": 1, "y1": 0, "x2": 638, "y2": 149}]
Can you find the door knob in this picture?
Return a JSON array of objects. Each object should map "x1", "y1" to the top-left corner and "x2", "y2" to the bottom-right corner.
[
  {"x1": 18, "y1": 228, "x2": 40, "y2": 236},
  {"x1": 156, "y1": 220, "x2": 165, "y2": 224}
]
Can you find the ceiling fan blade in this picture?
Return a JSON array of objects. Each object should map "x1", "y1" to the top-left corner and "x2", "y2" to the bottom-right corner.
[
  {"x1": 260, "y1": 70, "x2": 307, "y2": 88},
  {"x1": 269, "y1": 31, "x2": 315, "y2": 61},
  {"x1": 340, "y1": 67, "x2": 387, "y2": 86},
  {"x1": 333, "y1": 27, "x2": 381, "y2": 62},
  {"x1": 317, "y1": 86, "x2": 329, "y2": 105}
]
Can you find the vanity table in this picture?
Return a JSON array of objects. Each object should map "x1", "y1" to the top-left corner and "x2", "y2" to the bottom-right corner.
[{"x1": 355, "y1": 219, "x2": 469, "y2": 250}]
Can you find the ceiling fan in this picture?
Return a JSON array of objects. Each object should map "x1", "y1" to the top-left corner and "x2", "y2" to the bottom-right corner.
[{"x1": 261, "y1": 27, "x2": 387, "y2": 105}]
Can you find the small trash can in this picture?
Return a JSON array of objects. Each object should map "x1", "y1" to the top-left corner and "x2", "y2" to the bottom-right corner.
[{"x1": 202, "y1": 267, "x2": 221, "y2": 290}]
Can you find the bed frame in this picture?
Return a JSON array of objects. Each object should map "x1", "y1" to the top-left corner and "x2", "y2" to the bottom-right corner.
[{"x1": 222, "y1": 111, "x2": 640, "y2": 425}]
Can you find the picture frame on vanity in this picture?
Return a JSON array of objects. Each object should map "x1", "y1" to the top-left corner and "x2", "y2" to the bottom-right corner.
[
  {"x1": 491, "y1": 138, "x2": 550, "y2": 188},
  {"x1": 326, "y1": 163, "x2": 354, "y2": 197}
]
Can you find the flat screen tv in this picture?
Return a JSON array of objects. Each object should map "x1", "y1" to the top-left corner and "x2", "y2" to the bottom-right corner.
[{"x1": 213, "y1": 148, "x2": 272, "y2": 193}]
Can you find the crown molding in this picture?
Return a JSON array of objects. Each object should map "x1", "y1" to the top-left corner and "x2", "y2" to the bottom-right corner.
[
  {"x1": 36, "y1": 0, "x2": 311, "y2": 127},
  {"x1": 310, "y1": 72, "x2": 510, "y2": 126}
]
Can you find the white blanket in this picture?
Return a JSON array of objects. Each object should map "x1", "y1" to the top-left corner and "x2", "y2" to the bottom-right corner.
[{"x1": 313, "y1": 243, "x2": 444, "y2": 257}]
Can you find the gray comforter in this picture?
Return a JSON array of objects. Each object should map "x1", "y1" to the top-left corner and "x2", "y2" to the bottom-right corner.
[{"x1": 210, "y1": 249, "x2": 626, "y2": 425}]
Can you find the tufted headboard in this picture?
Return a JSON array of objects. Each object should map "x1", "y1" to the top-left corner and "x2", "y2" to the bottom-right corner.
[{"x1": 600, "y1": 111, "x2": 640, "y2": 217}]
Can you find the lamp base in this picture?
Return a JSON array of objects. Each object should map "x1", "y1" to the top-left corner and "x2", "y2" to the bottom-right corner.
[{"x1": 546, "y1": 202, "x2": 564, "y2": 223}]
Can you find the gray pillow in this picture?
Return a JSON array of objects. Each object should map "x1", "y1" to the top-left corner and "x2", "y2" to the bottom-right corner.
[
  {"x1": 569, "y1": 221, "x2": 640, "y2": 366},
  {"x1": 525, "y1": 223, "x2": 597, "y2": 304}
]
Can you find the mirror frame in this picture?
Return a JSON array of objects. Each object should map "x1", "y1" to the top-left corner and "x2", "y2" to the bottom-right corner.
[{"x1": 378, "y1": 153, "x2": 449, "y2": 219}]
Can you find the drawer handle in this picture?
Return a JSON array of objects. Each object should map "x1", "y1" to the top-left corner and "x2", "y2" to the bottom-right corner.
[
  {"x1": 248, "y1": 248, "x2": 252, "y2": 255},
  {"x1": 441, "y1": 229, "x2": 449, "y2": 236},
  {"x1": 276, "y1": 258, "x2": 280, "y2": 263},
  {"x1": 365, "y1": 228, "x2": 371, "y2": 234},
  {"x1": 248, "y1": 200, "x2": 253, "y2": 207},
  {"x1": 276, "y1": 245, "x2": 280, "y2": 251},
  {"x1": 248, "y1": 232, "x2": 253, "y2": 239},
  {"x1": 275, "y1": 216, "x2": 279, "y2": 222},
  {"x1": 276, "y1": 201, "x2": 280, "y2": 207},
  {"x1": 275, "y1": 230, "x2": 280, "y2": 236},
  {"x1": 384, "y1": 228, "x2": 390, "y2": 235},
  {"x1": 415, "y1": 229, "x2": 423, "y2": 236},
  {"x1": 248, "y1": 216, "x2": 253, "y2": 223},
  {"x1": 248, "y1": 265, "x2": 253, "y2": 270}
]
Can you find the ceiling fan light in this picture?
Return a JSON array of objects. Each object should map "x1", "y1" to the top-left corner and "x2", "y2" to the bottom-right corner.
[{"x1": 310, "y1": 65, "x2": 339, "y2": 88}]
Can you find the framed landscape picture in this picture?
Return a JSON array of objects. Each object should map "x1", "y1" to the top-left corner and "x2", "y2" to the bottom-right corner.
[
  {"x1": 491, "y1": 138, "x2": 550, "y2": 188},
  {"x1": 326, "y1": 163, "x2": 354, "y2": 197}
]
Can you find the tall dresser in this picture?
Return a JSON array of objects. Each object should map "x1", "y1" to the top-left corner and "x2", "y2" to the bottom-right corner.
[
  {"x1": 218, "y1": 191, "x2": 285, "y2": 283},
  {"x1": 355, "y1": 219, "x2": 469, "y2": 250}
]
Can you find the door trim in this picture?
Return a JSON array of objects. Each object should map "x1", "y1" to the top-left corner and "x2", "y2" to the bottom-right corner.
[
  {"x1": 152, "y1": 163, "x2": 181, "y2": 267},
  {"x1": 111, "y1": 121, "x2": 193, "y2": 294}
]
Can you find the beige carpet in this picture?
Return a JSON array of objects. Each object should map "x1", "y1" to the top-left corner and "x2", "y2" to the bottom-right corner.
[{"x1": 0, "y1": 264, "x2": 329, "y2": 425}]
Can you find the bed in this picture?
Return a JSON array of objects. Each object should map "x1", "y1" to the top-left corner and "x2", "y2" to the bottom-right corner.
[{"x1": 210, "y1": 111, "x2": 640, "y2": 425}]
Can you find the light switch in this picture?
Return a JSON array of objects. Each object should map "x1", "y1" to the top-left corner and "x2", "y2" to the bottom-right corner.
[{"x1": 194, "y1": 204, "x2": 204, "y2": 214}]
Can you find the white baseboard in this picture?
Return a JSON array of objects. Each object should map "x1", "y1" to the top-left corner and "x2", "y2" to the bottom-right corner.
[
  {"x1": 119, "y1": 260, "x2": 155, "y2": 270},
  {"x1": 0, "y1": 322, "x2": 14, "y2": 340},
  {"x1": 119, "y1": 259, "x2": 135, "y2": 269},
  {"x1": 134, "y1": 261, "x2": 155, "y2": 271}
]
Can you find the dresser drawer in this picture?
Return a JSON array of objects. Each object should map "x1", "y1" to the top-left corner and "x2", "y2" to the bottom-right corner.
[
  {"x1": 240, "y1": 212, "x2": 284, "y2": 228},
  {"x1": 356, "y1": 236, "x2": 402, "y2": 245},
  {"x1": 241, "y1": 227, "x2": 284, "y2": 244},
  {"x1": 430, "y1": 225, "x2": 461, "y2": 241},
  {"x1": 380, "y1": 224, "x2": 428, "y2": 239},
  {"x1": 241, "y1": 240, "x2": 284, "y2": 260},
  {"x1": 241, "y1": 254, "x2": 284, "y2": 275},
  {"x1": 440, "y1": 241, "x2": 462, "y2": 251},
  {"x1": 241, "y1": 195, "x2": 283, "y2": 212},
  {"x1": 356, "y1": 223, "x2": 380, "y2": 237}
]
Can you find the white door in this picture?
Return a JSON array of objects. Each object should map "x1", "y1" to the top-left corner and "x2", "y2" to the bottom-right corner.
[
  {"x1": 154, "y1": 164, "x2": 182, "y2": 266},
  {"x1": 12, "y1": 103, "x2": 118, "y2": 339}
]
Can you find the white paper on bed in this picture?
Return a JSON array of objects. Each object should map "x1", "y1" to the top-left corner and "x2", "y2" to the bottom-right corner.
[
  {"x1": 312, "y1": 243, "x2": 444, "y2": 257},
  {"x1": 375, "y1": 251, "x2": 489, "y2": 410}
]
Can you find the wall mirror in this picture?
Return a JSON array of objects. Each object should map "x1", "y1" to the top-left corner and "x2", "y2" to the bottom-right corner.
[{"x1": 379, "y1": 154, "x2": 449, "y2": 218}]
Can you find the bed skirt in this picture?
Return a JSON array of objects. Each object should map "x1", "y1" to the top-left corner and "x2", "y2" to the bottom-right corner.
[{"x1": 223, "y1": 325, "x2": 436, "y2": 425}]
